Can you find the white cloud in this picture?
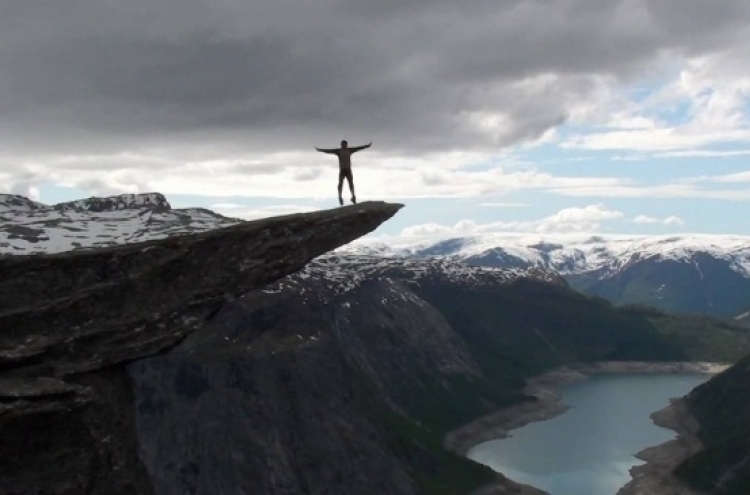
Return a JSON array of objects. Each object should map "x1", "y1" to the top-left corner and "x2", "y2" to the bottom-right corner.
[
  {"x1": 633, "y1": 214, "x2": 686, "y2": 226},
  {"x1": 685, "y1": 170, "x2": 750, "y2": 184},
  {"x1": 7, "y1": 180, "x2": 40, "y2": 200},
  {"x1": 479, "y1": 202, "x2": 530, "y2": 207},
  {"x1": 564, "y1": 128, "x2": 750, "y2": 152},
  {"x1": 400, "y1": 221, "x2": 476, "y2": 238},
  {"x1": 7, "y1": 149, "x2": 634, "y2": 201},
  {"x1": 400, "y1": 204, "x2": 624, "y2": 237},
  {"x1": 655, "y1": 149, "x2": 750, "y2": 158},
  {"x1": 209, "y1": 203, "x2": 315, "y2": 220},
  {"x1": 633, "y1": 215, "x2": 660, "y2": 224},
  {"x1": 561, "y1": 41, "x2": 750, "y2": 154},
  {"x1": 663, "y1": 215, "x2": 686, "y2": 226},
  {"x1": 550, "y1": 183, "x2": 750, "y2": 200}
]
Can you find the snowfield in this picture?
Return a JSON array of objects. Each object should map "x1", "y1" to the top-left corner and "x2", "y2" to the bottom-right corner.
[
  {"x1": 0, "y1": 193, "x2": 240, "y2": 255},
  {"x1": 341, "y1": 233, "x2": 750, "y2": 277}
]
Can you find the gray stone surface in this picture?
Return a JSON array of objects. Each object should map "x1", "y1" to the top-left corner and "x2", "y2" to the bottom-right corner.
[{"x1": 0, "y1": 202, "x2": 401, "y2": 495}]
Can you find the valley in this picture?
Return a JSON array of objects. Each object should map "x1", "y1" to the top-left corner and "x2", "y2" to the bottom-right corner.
[{"x1": 2, "y1": 193, "x2": 750, "y2": 495}]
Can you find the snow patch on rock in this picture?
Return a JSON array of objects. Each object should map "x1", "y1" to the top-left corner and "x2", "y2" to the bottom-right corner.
[
  {"x1": 0, "y1": 193, "x2": 240, "y2": 255},
  {"x1": 342, "y1": 234, "x2": 750, "y2": 278}
]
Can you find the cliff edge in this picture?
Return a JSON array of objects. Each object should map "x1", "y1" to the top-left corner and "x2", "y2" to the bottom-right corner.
[{"x1": 0, "y1": 201, "x2": 401, "y2": 495}]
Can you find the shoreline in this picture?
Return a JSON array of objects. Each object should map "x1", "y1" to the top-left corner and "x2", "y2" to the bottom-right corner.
[
  {"x1": 446, "y1": 361, "x2": 728, "y2": 495},
  {"x1": 616, "y1": 398, "x2": 706, "y2": 495}
]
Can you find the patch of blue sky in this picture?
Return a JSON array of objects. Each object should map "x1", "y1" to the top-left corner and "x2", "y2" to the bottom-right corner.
[
  {"x1": 650, "y1": 152, "x2": 750, "y2": 180},
  {"x1": 590, "y1": 197, "x2": 748, "y2": 235},
  {"x1": 517, "y1": 141, "x2": 598, "y2": 168},
  {"x1": 457, "y1": 153, "x2": 518, "y2": 172},
  {"x1": 581, "y1": 152, "x2": 746, "y2": 182},
  {"x1": 165, "y1": 193, "x2": 326, "y2": 210},
  {"x1": 37, "y1": 183, "x2": 93, "y2": 205},
  {"x1": 415, "y1": 193, "x2": 750, "y2": 236},
  {"x1": 651, "y1": 97, "x2": 696, "y2": 125},
  {"x1": 514, "y1": 125, "x2": 750, "y2": 184}
]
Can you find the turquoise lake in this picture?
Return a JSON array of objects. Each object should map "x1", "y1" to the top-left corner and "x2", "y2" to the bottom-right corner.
[{"x1": 467, "y1": 373, "x2": 709, "y2": 495}]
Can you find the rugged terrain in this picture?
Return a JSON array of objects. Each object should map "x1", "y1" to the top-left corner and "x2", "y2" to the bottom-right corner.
[
  {"x1": 0, "y1": 194, "x2": 401, "y2": 495},
  {"x1": 0, "y1": 192, "x2": 239, "y2": 254},
  {"x1": 4, "y1": 194, "x2": 750, "y2": 495},
  {"x1": 673, "y1": 352, "x2": 750, "y2": 494},
  {"x1": 350, "y1": 234, "x2": 750, "y2": 318},
  {"x1": 130, "y1": 252, "x2": 750, "y2": 495}
]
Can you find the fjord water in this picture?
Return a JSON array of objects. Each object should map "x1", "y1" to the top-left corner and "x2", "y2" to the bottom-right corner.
[{"x1": 467, "y1": 373, "x2": 709, "y2": 495}]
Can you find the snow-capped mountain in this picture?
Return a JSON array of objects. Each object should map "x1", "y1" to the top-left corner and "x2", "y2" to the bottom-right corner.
[
  {"x1": 0, "y1": 194, "x2": 47, "y2": 212},
  {"x1": 343, "y1": 234, "x2": 750, "y2": 318},
  {"x1": 263, "y1": 253, "x2": 561, "y2": 299},
  {"x1": 53, "y1": 192, "x2": 171, "y2": 212},
  {"x1": 0, "y1": 192, "x2": 240, "y2": 255},
  {"x1": 7, "y1": 192, "x2": 748, "y2": 318},
  {"x1": 345, "y1": 234, "x2": 750, "y2": 276},
  {"x1": 1, "y1": 193, "x2": 558, "y2": 295}
]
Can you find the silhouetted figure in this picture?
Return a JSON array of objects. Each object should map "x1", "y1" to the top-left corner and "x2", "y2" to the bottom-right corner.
[{"x1": 316, "y1": 140, "x2": 372, "y2": 205}]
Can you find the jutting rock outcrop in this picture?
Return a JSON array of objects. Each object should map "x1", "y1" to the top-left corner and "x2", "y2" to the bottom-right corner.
[{"x1": 0, "y1": 201, "x2": 402, "y2": 495}]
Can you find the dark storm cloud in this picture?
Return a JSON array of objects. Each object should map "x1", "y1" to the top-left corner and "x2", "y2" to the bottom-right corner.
[{"x1": 0, "y1": 0, "x2": 748, "y2": 156}]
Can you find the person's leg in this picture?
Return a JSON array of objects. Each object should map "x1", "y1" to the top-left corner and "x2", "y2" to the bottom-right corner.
[
  {"x1": 346, "y1": 169, "x2": 356, "y2": 203},
  {"x1": 337, "y1": 170, "x2": 345, "y2": 205}
]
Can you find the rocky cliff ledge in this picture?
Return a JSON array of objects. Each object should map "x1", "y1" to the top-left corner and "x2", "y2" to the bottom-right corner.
[{"x1": 0, "y1": 201, "x2": 401, "y2": 495}]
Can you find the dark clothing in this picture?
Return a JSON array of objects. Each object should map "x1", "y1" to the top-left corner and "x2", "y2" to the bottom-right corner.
[
  {"x1": 338, "y1": 167, "x2": 353, "y2": 186},
  {"x1": 316, "y1": 144, "x2": 370, "y2": 171},
  {"x1": 316, "y1": 142, "x2": 371, "y2": 205}
]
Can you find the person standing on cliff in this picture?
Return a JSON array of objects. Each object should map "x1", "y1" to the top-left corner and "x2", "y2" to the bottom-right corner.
[{"x1": 315, "y1": 140, "x2": 372, "y2": 205}]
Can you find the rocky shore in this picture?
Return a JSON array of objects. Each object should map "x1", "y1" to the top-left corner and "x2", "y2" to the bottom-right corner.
[
  {"x1": 616, "y1": 399, "x2": 707, "y2": 495},
  {"x1": 446, "y1": 361, "x2": 727, "y2": 495},
  {"x1": 444, "y1": 369, "x2": 583, "y2": 457}
]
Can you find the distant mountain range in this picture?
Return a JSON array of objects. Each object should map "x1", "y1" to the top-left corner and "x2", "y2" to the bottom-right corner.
[
  {"x1": 345, "y1": 234, "x2": 750, "y2": 319},
  {"x1": 5, "y1": 192, "x2": 750, "y2": 318}
]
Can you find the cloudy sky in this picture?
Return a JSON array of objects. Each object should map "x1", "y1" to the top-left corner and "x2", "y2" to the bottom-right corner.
[{"x1": 2, "y1": 0, "x2": 750, "y2": 238}]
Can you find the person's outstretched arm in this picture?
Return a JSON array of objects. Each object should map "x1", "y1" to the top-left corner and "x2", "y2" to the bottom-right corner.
[
  {"x1": 349, "y1": 142, "x2": 372, "y2": 153},
  {"x1": 315, "y1": 146, "x2": 339, "y2": 154}
]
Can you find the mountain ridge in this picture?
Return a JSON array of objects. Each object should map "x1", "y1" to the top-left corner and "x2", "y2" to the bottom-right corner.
[
  {"x1": 0, "y1": 192, "x2": 241, "y2": 255},
  {"x1": 345, "y1": 234, "x2": 750, "y2": 317},
  {"x1": 347, "y1": 233, "x2": 750, "y2": 276}
]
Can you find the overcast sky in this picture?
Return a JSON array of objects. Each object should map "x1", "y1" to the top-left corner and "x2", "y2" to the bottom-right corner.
[{"x1": 1, "y1": 0, "x2": 749, "y2": 238}]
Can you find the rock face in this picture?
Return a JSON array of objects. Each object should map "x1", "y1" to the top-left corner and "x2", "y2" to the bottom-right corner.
[
  {"x1": 674, "y1": 353, "x2": 750, "y2": 494},
  {"x1": 127, "y1": 267, "x2": 521, "y2": 495},
  {"x1": 566, "y1": 254, "x2": 750, "y2": 319},
  {"x1": 0, "y1": 201, "x2": 401, "y2": 495},
  {"x1": 128, "y1": 252, "x2": 743, "y2": 495},
  {"x1": 53, "y1": 192, "x2": 171, "y2": 212},
  {"x1": 0, "y1": 194, "x2": 46, "y2": 212}
]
